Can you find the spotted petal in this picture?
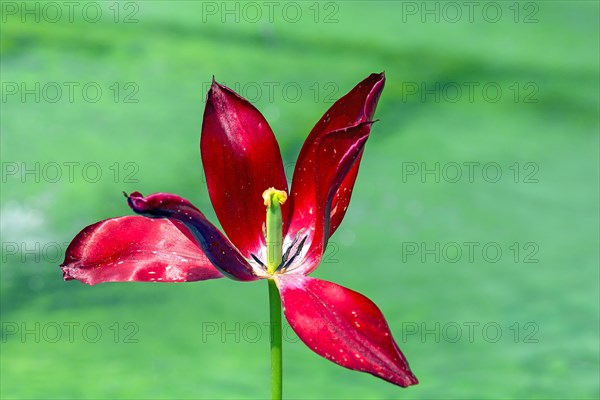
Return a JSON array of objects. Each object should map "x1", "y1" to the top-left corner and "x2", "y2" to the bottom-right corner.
[
  {"x1": 276, "y1": 274, "x2": 418, "y2": 388},
  {"x1": 61, "y1": 216, "x2": 223, "y2": 285}
]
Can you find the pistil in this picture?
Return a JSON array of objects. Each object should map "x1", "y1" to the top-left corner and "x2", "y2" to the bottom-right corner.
[{"x1": 262, "y1": 188, "x2": 287, "y2": 274}]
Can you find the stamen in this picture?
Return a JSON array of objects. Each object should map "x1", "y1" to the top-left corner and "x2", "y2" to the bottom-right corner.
[
  {"x1": 281, "y1": 247, "x2": 292, "y2": 266},
  {"x1": 281, "y1": 232, "x2": 301, "y2": 263},
  {"x1": 250, "y1": 253, "x2": 266, "y2": 270},
  {"x1": 279, "y1": 236, "x2": 307, "y2": 272}
]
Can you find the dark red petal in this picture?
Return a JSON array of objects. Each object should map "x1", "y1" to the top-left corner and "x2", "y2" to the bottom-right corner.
[
  {"x1": 201, "y1": 80, "x2": 288, "y2": 258},
  {"x1": 328, "y1": 154, "x2": 361, "y2": 237},
  {"x1": 288, "y1": 73, "x2": 385, "y2": 240},
  {"x1": 127, "y1": 192, "x2": 259, "y2": 281},
  {"x1": 60, "y1": 216, "x2": 223, "y2": 286},
  {"x1": 286, "y1": 123, "x2": 371, "y2": 274},
  {"x1": 276, "y1": 275, "x2": 418, "y2": 388}
]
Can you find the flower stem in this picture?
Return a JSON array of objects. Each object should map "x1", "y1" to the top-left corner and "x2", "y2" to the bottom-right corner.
[
  {"x1": 262, "y1": 188, "x2": 286, "y2": 399},
  {"x1": 267, "y1": 278, "x2": 283, "y2": 400}
]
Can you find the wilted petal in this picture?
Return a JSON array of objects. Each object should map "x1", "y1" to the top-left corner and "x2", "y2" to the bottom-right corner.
[
  {"x1": 61, "y1": 216, "x2": 223, "y2": 285},
  {"x1": 288, "y1": 73, "x2": 385, "y2": 240},
  {"x1": 201, "y1": 80, "x2": 288, "y2": 258},
  {"x1": 127, "y1": 192, "x2": 259, "y2": 281},
  {"x1": 286, "y1": 123, "x2": 372, "y2": 274},
  {"x1": 276, "y1": 275, "x2": 418, "y2": 388}
]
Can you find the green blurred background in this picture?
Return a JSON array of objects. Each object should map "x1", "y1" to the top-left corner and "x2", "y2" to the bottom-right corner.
[{"x1": 1, "y1": 1, "x2": 598, "y2": 399}]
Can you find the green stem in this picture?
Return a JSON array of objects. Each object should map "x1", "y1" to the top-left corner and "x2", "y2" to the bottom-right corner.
[
  {"x1": 268, "y1": 279, "x2": 283, "y2": 400},
  {"x1": 262, "y1": 188, "x2": 286, "y2": 399}
]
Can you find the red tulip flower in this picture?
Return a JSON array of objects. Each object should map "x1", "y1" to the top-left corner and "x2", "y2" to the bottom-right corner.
[{"x1": 61, "y1": 73, "x2": 418, "y2": 394}]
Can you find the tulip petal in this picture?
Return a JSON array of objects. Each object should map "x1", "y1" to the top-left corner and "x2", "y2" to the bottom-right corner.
[
  {"x1": 127, "y1": 192, "x2": 259, "y2": 281},
  {"x1": 285, "y1": 122, "x2": 372, "y2": 274},
  {"x1": 201, "y1": 80, "x2": 288, "y2": 258},
  {"x1": 276, "y1": 275, "x2": 418, "y2": 388},
  {"x1": 61, "y1": 216, "x2": 223, "y2": 285},
  {"x1": 287, "y1": 73, "x2": 385, "y2": 242}
]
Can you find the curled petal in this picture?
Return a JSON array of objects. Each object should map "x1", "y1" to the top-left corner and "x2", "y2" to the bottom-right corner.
[
  {"x1": 201, "y1": 79, "x2": 288, "y2": 258},
  {"x1": 276, "y1": 275, "x2": 418, "y2": 388},
  {"x1": 286, "y1": 122, "x2": 372, "y2": 274},
  {"x1": 127, "y1": 192, "x2": 259, "y2": 281},
  {"x1": 307, "y1": 73, "x2": 385, "y2": 136},
  {"x1": 61, "y1": 216, "x2": 223, "y2": 285},
  {"x1": 288, "y1": 73, "x2": 385, "y2": 241}
]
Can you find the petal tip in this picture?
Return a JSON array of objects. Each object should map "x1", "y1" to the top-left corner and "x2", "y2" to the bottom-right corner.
[
  {"x1": 373, "y1": 71, "x2": 385, "y2": 82},
  {"x1": 209, "y1": 77, "x2": 221, "y2": 92},
  {"x1": 125, "y1": 191, "x2": 147, "y2": 214},
  {"x1": 206, "y1": 78, "x2": 227, "y2": 106},
  {"x1": 59, "y1": 264, "x2": 73, "y2": 281},
  {"x1": 60, "y1": 263, "x2": 94, "y2": 285},
  {"x1": 408, "y1": 373, "x2": 419, "y2": 386}
]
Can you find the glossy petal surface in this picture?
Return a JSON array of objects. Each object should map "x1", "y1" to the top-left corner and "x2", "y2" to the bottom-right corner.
[
  {"x1": 201, "y1": 80, "x2": 288, "y2": 258},
  {"x1": 276, "y1": 275, "x2": 418, "y2": 388},
  {"x1": 61, "y1": 216, "x2": 223, "y2": 285},
  {"x1": 286, "y1": 123, "x2": 372, "y2": 274},
  {"x1": 127, "y1": 192, "x2": 258, "y2": 281},
  {"x1": 288, "y1": 73, "x2": 385, "y2": 240}
]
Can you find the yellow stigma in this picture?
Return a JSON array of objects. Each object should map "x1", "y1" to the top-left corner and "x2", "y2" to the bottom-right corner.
[{"x1": 262, "y1": 188, "x2": 288, "y2": 208}]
